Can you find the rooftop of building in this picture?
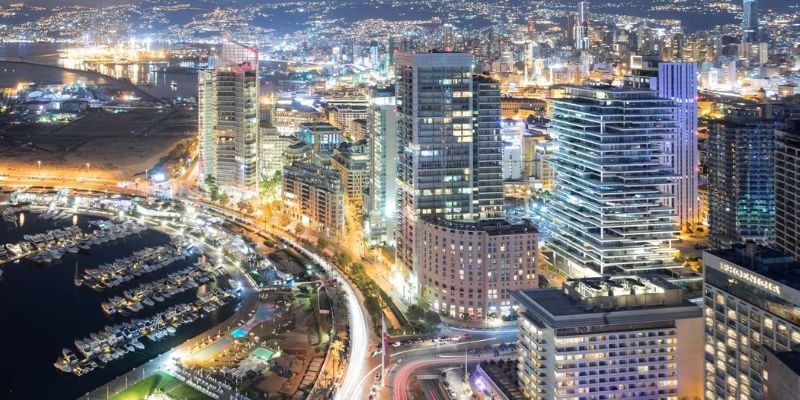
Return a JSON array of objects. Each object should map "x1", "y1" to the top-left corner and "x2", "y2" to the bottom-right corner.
[
  {"x1": 512, "y1": 275, "x2": 693, "y2": 317},
  {"x1": 419, "y1": 217, "x2": 538, "y2": 236},
  {"x1": 283, "y1": 162, "x2": 341, "y2": 187},
  {"x1": 272, "y1": 102, "x2": 321, "y2": 113},
  {"x1": 298, "y1": 122, "x2": 342, "y2": 132},
  {"x1": 706, "y1": 243, "x2": 800, "y2": 292}
]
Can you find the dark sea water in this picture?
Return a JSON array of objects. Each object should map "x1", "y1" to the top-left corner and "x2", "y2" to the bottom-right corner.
[{"x1": 0, "y1": 212, "x2": 235, "y2": 400}]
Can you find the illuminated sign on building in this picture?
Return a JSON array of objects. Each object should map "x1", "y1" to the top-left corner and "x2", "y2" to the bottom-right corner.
[{"x1": 719, "y1": 262, "x2": 782, "y2": 295}]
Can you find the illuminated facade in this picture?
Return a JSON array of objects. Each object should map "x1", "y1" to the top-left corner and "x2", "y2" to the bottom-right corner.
[
  {"x1": 366, "y1": 88, "x2": 398, "y2": 244},
  {"x1": 546, "y1": 86, "x2": 679, "y2": 278},
  {"x1": 282, "y1": 162, "x2": 345, "y2": 237},
  {"x1": 742, "y1": 0, "x2": 759, "y2": 43},
  {"x1": 775, "y1": 125, "x2": 800, "y2": 260},
  {"x1": 707, "y1": 110, "x2": 783, "y2": 247},
  {"x1": 298, "y1": 122, "x2": 344, "y2": 160},
  {"x1": 702, "y1": 244, "x2": 800, "y2": 400},
  {"x1": 331, "y1": 140, "x2": 370, "y2": 212},
  {"x1": 512, "y1": 276, "x2": 703, "y2": 400},
  {"x1": 395, "y1": 52, "x2": 504, "y2": 273},
  {"x1": 198, "y1": 38, "x2": 259, "y2": 193},
  {"x1": 269, "y1": 103, "x2": 326, "y2": 135},
  {"x1": 416, "y1": 218, "x2": 537, "y2": 320}
]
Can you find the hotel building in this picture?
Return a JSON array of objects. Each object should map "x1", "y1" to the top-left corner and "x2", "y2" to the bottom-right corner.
[
  {"x1": 702, "y1": 244, "x2": 800, "y2": 400},
  {"x1": 416, "y1": 218, "x2": 537, "y2": 320},
  {"x1": 512, "y1": 276, "x2": 703, "y2": 400}
]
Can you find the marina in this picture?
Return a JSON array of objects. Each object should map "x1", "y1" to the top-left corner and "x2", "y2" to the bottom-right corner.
[
  {"x1": 0, "y1": 209, "x2": 239, "y2": 399},
  {"x1": 56, "y1": 287, "x2": 238, "y2": 376},
  {"x1": 79, "y1": 239, "x2": 191, "y2": 291},
  {"x1": 99, "y1": 258, "x2": 224, "y2": 316},
  {"x1": 1, "y1": 207, "x2": 146, "y2": 266}
]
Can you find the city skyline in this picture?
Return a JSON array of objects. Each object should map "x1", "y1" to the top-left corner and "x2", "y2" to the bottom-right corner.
[{"x1": 1, "y1": 0, "x2": 800, "y2": 399}]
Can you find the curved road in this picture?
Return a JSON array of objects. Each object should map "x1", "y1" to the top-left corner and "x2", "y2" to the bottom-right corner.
[{"x1": 2, "y1": 180, "x2": 376, "y2": 400}]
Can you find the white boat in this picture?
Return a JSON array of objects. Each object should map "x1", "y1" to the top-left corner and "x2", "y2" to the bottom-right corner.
[
  {"x1": 65, "y1": 241, "x2": 79, "y2": 254},
  {"x1": 5, "y1": 243, "x2": 23, "y2": 255}
]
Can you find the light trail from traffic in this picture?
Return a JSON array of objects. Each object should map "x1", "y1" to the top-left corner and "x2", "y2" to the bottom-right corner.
[{"x1": 281, "y1": 237, "x2": 372, "y2": 400}]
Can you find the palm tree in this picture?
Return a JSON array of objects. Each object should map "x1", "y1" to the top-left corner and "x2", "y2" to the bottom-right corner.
[{"x1": 330, "y1": 340, "x2": 345, "y2": 374}]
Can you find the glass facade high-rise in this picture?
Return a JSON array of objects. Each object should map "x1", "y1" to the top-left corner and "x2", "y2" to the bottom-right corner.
[
  {"x1": 395, "y1": 52, "x2": 505, "y2": 274},
  {"x1": 742, "y1": 0, "x2": 759, "y2": 43},
  {"x1": 775, "y1": 124, "x2": 800, "y2": 260},
  {"x1": 626, "y1": 58, "x2": 701, "y2": 230},
  {"x1": 199, "y1": 38, "x2": 259, "y2": 193},
  {"x1": 546, "y1": 86, "x2": 680, "y2": 278},
  {"x1": 707, "y1": 109, "x2": 783, "y2": 247},
  {"x1": 366, "y1": 88, "x2": 398, "y2": 244}
]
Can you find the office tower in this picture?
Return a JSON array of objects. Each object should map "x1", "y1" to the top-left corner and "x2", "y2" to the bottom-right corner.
[
  {"x1": 366, "y1": 88, "x2": 398, "y2": 244},
  {"x1": 395, "y1": 52, "x2": 505, "y2": 273},
  {"x1": 282, "y1": 162, "x2": 345, "y2": 237},
  {"x1": 742, "y1": 0, "x2": 759, "y2": 43},
  {"x1": 369, "y1": 40, "x2": 380, "y2": 70},
  {"x1": 658, "y1": 63, "x2": 700, "y2": 231},
  {"x1": 441, "y1": 23, "x2": 455, "y2": 51},
  {"x1": 775, "y1": 122, "x2": 800, "y2": 259},
  {"x1": 703, "y1": 244, "x2": 800, "y2": 400},
  {"x1": 566, "y1": 13, "x2": 577, "y2": 44},
  {"x1": 707, "y1": 110, "x2": 781, "y2": 247},
  {"x1": 512, "y1": 276, "x2": 703, "y2": 400},
  {"x1": 546, "y1": 86, "x2": 679, "y2": 278},
  {"x1": 417, "y1": 219, "x2": 537, "y2": 320},
  {"x1": 198, "y1": 38, "x2": 259, "y2": 193},
  {"x1": 352, "y1": 44, "x2": 362, "y2": 65},
  {"x1": 575, "y1": 1, "x2": 590, "y2": 50}
]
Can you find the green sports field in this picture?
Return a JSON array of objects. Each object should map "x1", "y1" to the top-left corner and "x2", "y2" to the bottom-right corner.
[{"x1": 108, "y1": 371, "x2": 211, "y2": 400}]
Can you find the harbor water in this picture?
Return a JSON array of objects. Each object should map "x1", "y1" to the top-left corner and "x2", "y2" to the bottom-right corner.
[{"x1": 0, "y1": 211, "x2": 236, "y2": 399}]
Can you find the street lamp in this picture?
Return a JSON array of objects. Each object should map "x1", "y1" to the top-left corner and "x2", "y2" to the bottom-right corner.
[
  {"x1": 37, "y1": 160, "x2": 41, "y2": 175},
  {"x1": 86, "y1": 163, "x2": 91, "y2": 173}
]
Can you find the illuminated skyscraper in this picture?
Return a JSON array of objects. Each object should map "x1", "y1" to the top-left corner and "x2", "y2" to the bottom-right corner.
[
  {"x1": 775, "y1": 123, "x2": 800, "y2": 260},
  {"x1": 658, "y1": 62, "x2": 700, "y2": 230},
  {"x1": 366, "y1": 88, "x2": 398, "y2": 244},
  {"x1": 546, "y1": 86, "x2": 679, "y2": 278},
  {"x1": 626, "y1": 58, "x2": 700, "y2": 231},
  {"x1": 441, "y1": 23, "x2": 455, "y2": 51},
  {"x1": 395, "y1": 52, "x2": 504, "y2": 273},
  {"x1": 575, "y1": 1, "x2": 590, "y2": 50},
  {"x1": 742, "y1": 0, "x2": 759, "y2": 43},
  {"x1": 199, "y1": 38, "x2": 259, "y2": 193},
  {"x1": 707, "y1": 108, "x2": 782, "y2": 247}
]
